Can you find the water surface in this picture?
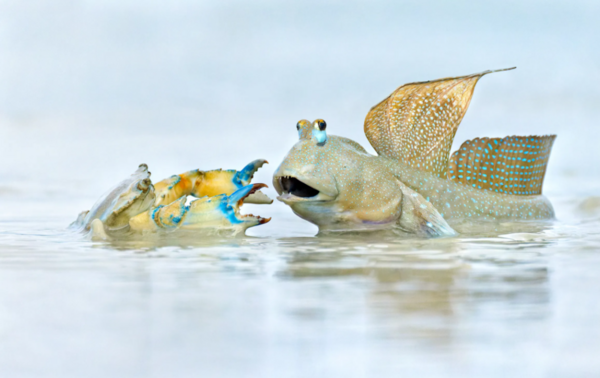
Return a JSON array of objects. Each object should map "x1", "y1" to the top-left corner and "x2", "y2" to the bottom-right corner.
[{"x1": 1, "y1": 192, "x2": 600, "y2": 377}]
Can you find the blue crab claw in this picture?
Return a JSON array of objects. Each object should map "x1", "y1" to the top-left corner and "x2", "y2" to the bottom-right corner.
[
  {"x1": 227, "y1": 182, "x2": 263, "y2": 204},
  {"x1": 182, "y1": 183, "x2": 271, "y2": 232},
  {"x1": 129, "y1": 184, "x2": 271, "y2": 234},
  {"x1": 234, "y1": 159, "x2": 268, "y2": 187},
  {"x1": 152, "y1": 159, "x2": 272, "y2": 207},
  {"x1": 233, "y1": 160, "x2": 272, "y2": 204}
]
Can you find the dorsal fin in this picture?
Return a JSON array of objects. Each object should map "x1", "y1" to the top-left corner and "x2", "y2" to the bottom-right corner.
[
  {"x1": 364, "y1": 67, "x2": 515, "y2": 177},
  {"x1": 447, "y1": 135, "x2": 556, "y2": 195}
]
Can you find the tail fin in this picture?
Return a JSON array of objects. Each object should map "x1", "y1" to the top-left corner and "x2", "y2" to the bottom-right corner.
[{"x1": 447, "y1": 135, "x2": 556, "y2": 195}]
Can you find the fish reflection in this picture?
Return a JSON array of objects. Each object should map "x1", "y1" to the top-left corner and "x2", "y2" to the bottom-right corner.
[{"x1": 277, "y1": 223, "x2": 554, "y2": 343}]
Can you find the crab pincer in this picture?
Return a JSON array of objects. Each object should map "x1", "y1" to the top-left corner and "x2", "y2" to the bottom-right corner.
[
  {"x1": 153, "y1": 159, "x2": 272, "y2": 207},
  {"x1": 129, "y1": 183, "x2": 270, "y2": 234},
  {"x1": 181, "y1": 183, "x2": 272, "y2": 231}
]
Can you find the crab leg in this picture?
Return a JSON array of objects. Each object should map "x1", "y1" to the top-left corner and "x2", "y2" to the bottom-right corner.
[{"x1": 153, "y1": 159, "x2": 271, "y2": 207}]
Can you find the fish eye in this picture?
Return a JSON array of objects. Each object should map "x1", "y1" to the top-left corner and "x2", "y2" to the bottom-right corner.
[
  {"x1": 315, "y1": 119, "x2": 326, "y2": 131},
  {"x1": 296, "y1": 122, "x2": 301, "y2": 130}
]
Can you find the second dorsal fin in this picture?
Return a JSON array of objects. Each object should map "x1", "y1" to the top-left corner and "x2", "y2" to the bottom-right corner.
[
  {"x1": 364, "y1": 67, "x2": 515, "y2": 177},
  {"x1": 447, "y1": 135, "x2": 556, "y2": 195}
]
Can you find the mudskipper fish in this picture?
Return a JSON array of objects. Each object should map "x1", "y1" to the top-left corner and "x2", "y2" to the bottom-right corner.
[{"x1": 273, "y1": 68, "x2": 556, "y2": 237}]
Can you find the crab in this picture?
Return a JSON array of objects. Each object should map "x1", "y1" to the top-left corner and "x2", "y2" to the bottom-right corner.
[{"x1": 71, "y1": 160, "x2": 272, "y2": 239}]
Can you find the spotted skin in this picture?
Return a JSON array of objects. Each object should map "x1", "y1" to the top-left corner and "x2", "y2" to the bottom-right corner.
[
  {"x1": 447, "y1": 135, "x2": 556, "y2": 195},
  {"x1": 365, "y1": 68, "x2": 516, "y2": 177},
  {"x1": 390, "y1": 156, "x2": 555, "y2": 220},
  {"x1": 274, "y1": 69, "x2": 556, "y2": 235},
  {"x1": 274, "y1": 134, "x2": 405, "y2": 230},
  {"x1": 275, "y1": 134, "x2": 554, "y2": 227}
]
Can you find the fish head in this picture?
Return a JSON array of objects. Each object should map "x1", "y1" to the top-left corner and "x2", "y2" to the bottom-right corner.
[
  {"x1": 274, "y1": 119, "x2": 392, "y2": 229},
  {"x1": 274, "y1": 119, "x2": 340, "y2": 205},
  {"x1": 273, "y1": 119, "x2": 454, "y2": 235}
]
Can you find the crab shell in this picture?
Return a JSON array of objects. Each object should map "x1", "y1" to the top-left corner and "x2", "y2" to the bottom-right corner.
[{"x1": 71, "y1": 164, "x2": 155, "y2": 232}]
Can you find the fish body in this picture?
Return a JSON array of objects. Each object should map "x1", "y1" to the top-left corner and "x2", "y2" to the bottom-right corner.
[{"x1": 274, "y1": 69, "x2": 556, "y2": 236}]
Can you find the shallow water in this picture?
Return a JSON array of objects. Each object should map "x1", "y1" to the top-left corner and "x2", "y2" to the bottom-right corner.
[{"x1": 1, "y1": 191, "x2": 600, "y2": 377}]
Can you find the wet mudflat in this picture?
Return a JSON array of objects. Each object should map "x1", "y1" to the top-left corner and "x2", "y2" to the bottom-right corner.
[{"x1": 0, "y1": 193, "x2": 599, "y2": 377}]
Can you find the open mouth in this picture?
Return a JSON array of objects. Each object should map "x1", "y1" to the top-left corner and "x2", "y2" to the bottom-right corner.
[
  {"x1": 278, "y1": 176, "x2": 320, "y2": 198},
  {"x1": 236, "y1": 183, "x2": 271, "y2": 224}
]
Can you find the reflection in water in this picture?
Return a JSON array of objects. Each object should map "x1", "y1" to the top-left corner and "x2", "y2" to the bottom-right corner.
[
  {"x1": 0, "y1": 200, "x2": 598, "y2": 377},
  {"x1": 276, "y1": 227, "x2": 552, "y2": 345},
  {"x1": 578, "y1": 196, "x2": 600, "y2": 218}
]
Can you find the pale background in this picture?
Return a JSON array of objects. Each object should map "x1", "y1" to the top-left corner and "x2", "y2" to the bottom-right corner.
[
  {"x1": 1, "y1": 1, "x2": 600, "y2": 378},
  {"x1": 1, "y1": 0, "x2": 599, "y2": 204}
]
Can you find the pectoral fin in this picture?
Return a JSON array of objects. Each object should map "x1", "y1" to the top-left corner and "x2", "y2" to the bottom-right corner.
[{"x1": 396, "y1": 180, "x2": 457, "y2": 237}]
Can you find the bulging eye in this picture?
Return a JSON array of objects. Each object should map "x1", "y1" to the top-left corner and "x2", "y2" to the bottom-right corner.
[
  {"x1": 296, "y1": 122, "x2": 301, "y2": 130},
  {"x1": 315, "y1": 119, "x2": 326, "y2": 131}
]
